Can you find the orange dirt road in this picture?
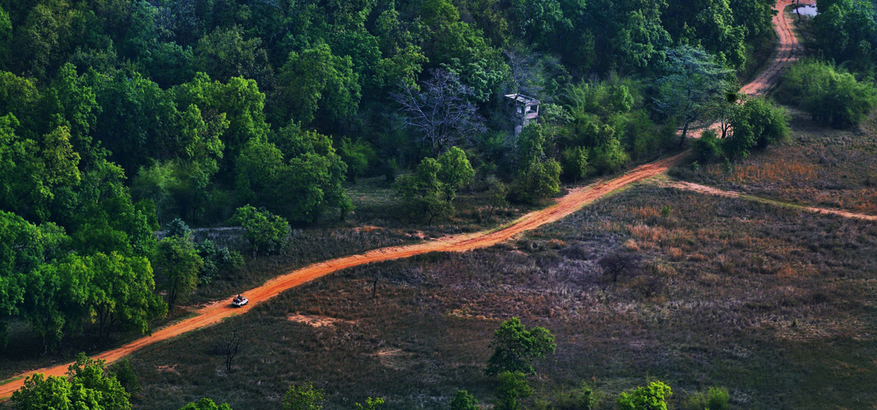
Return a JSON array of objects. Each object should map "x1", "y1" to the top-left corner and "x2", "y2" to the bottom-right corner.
[
  {"x1": 740, "y1": 0, "x2": 808, "y2": 96},
  {"x1": 0, "y1": 152, "x2": 688, "y2": 397},
  {"x1": 0, "y1": 0, "x2": 809, "y2": 399}
]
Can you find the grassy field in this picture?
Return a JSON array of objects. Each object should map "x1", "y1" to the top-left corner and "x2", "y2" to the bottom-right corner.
[
  {"x1": 0, "y1": 176, "x2": 538, "y2": 383},
  {"x1": 5, "y1": 113, "x2": 875, "y2": 409},
  {"x1": 671, "y1": 107, "x2": 877, "y2": 215},
  {"x1": 110, "y1": 179, "x2": 876, "y2": 410}
]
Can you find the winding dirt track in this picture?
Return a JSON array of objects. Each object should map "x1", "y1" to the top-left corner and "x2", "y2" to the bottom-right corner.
[
  {"x1": 0, "y1": 0, "x2": 811, "y2": 399},
  {"x1": 740, "y1": 0, "x2": 806, "y2": 96},
  {"x1": 662, "y1": 180, "x2": 877, "y2": 221}
]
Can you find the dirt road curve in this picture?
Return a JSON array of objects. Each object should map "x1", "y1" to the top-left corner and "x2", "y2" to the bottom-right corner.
[
  {"x1": 0, "y1": 152, "x2": 688, "y2": 396},
  {"x1": 0, "y1": 0, "x2": 807, "y2": 399},
  {"x1": 662, "y1": 180, "x2": 877, "y2": 221},
  {"x1": 739, "y1": 0, "x2": 807, "y2": 96}
]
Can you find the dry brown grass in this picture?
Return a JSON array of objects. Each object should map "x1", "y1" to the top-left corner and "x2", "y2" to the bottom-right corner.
[
  {"x1": 671, "y1": 107, "x2": 877, "y2": 215},
  {"x1": 100, "y1": 184, "x2": 877, "y2": 410}
]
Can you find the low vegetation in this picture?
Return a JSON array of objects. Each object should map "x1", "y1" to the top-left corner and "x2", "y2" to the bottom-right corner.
[
  {"x1": 775, "y1": 60, "x2": 877, "y2": 128},
  {"x1": 693, "y1": 97, "x2": 790, "y2": 162},
  {"x1": 12, "y1": 353, "x2": 131, "y2": 410},
  {"x1": 88, "y1": 181, "x2": 877, "y2": 410},
  {"x1": 674, "y1": 106, "x2": 877, "y2": 215},
  {"x1": 5, "y1": 1, "x2": 877, "y2": 409}
]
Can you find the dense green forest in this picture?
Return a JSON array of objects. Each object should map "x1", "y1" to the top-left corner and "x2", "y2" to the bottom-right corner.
[{"x1": 0, "y1": 0, "x2": 787, "y2": 354}]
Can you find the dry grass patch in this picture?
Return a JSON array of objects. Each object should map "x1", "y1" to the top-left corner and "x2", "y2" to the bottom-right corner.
[
  {"x1": 83, "y1": 184, "x2": 877, "y2": 410},
  {"x1": 671, "y1": 107, "x2": 877, "y2": 214}
]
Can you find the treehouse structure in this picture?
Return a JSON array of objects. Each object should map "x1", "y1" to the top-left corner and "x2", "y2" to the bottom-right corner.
[{"x1": 505, "y1": 93, "x2": 540, "y2": 136}]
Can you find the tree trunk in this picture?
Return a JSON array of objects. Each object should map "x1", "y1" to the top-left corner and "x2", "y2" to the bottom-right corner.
[
  {"x1": 679, "y1": 120, "x2": 690, "y2": 148},
  {"x1": 225, "y1": 330, "x2": 241, "y2": 372}
]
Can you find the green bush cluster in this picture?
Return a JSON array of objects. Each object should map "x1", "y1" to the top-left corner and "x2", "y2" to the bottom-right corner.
[
  {"x1": 693, "y1": 97, "x2": 790, "y2": 162},
  {"x1": 395, "y1": 147, "x2": 474, "y2": 223},
  {"x1": 776, "y1": 60, "x2": 877, "y2": 128}
]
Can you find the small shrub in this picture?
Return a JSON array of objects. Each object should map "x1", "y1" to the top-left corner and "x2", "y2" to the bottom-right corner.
[
  {"x1": 494, "y1": 371, "x2": 532, "y2": 410},
  {"x1": 685, "y1": 387, "x2": 729, "y2": 410},
  {"x1": 354, "y1": 397, "x2": 385, "y2": 410},
  {"x1": 179, "y1": 398, "x2": 233, "y2": 410},
  {"x1": 724, "y1": 98, "x2": 789, "y2": 159},
  {"x1": 282, "y1": 382, "x2": 324, "y2": 410},
  {"x1": 599, "y1": 250, "x2": 643, "y2": 283},
  {"x1": 449, "y1": 390, "x2": 479, "y2": 410},
  {"x1": 692, "y1": 130, "x2": 723, "y2": 163},
  {"x1": 550, "y1": 383, "x2": 600, "y2": 410},
  {"x1": 617, "y1": 381, "x2": 672, "y2": 410},
  {"x1": 660, "y1": 206, "x2": 672, "y2": 218}
]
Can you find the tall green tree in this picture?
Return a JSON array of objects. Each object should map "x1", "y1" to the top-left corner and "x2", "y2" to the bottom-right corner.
[
  {"x1": 194, "y1": 25, "x2": 274, "y2": 87},
  {"x1": 23, "y1": 256, "x2": 91, "y2": 351},
  {"x1": 12, "y1": 353, "x2": 132, "y2": 410},
  {"x1": 0, "y1": 115, "x2": 81, "y2": 222},
  {"x1": 238, "y1": 126, "x2": 350, "y2": 223},
  {"x1": 511, "y1": 124, "x2": 562, "y2": 203},
  {"x1": 654, "y1": 45, "x2": 733, "y2": 146},
  {"x1": 436, "y1": 146, "x2": 475, "y2": 201},
  {"x1": 277, "y1": 43, "x2": 360, "y2": 126},
  {"x1": 729, "y1": 0, "x2": 775, "y2": 41},
  {"x1": 485, "y1": 317, "x2": 556, "y2": 376},
  {"x1": 173, "y1": 73, "x2": 270, "y2": 171},
  {"x1": 577, "y1": 0, "x2": 671, "y2": 72},
  {"x1": 152, "y1": 236, "x2": 203, "y2": 309},
  {"x1": 44, "y1": 63, "x2": 101, "y2": 166},
  {"x1": 70, "y1": 159, "x2": 156, "y2": 257},
  {"x1": 0, "y1": 210, "x2": 69, "y2": 348},
  {"x1": 90, "y1": 70, "x2": 179, "y2": 175},
  {"x1": 0, "y1": 71, "x2": 40, "y2": 127},
  {"x1": 812, "y1": 0, "x2": 877, "y2": 71},
  {"x1": 231, "y1": 205, "x2": 291, "y2": 257},
  {"x1": 663, "y1": 0, "x2": 747, "y2": 68},
  {"x1": 396, "y1": 157, "x2": 454, "y2": 224},
  {"x1": 85, "y1": 252, "x2": 166, "y2": 339}
]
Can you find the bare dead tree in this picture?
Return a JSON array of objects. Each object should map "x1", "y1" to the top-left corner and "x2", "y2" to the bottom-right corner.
[
  {"x1": 223, "y1": 329, "x2": 241, "y2": 372},
  {"x1": 504, "y1": 47, "x2": 543, "y2": 97},
  {"x1": 391, "y1": 69, "x2": 485, "y2": 154}
]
